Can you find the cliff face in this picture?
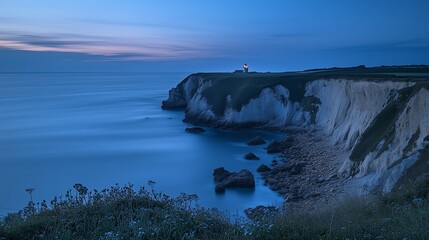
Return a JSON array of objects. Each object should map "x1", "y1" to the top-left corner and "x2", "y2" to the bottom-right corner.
[
  {"x1": 162, "y1": 70, "x2": 429, "y2": 193},
  {"x1": 162, "y1": 74, "x2": 200, "y2": 109}
]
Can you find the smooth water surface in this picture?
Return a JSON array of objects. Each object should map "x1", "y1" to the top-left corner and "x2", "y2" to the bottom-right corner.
[{"x1": 0, "y1": 72, "x2": 283, "y2": 217}]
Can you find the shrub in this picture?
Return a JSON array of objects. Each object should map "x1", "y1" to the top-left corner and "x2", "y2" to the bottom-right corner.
[
  {"x1": 2, "y1": 177, "x2": 429, "y2": 240},
  {"x1": 0, "y1": 183, "x2": 244, "y2": 240}
]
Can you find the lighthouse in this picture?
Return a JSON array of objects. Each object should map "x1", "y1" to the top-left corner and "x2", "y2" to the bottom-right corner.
[{"x1": 243, "y1": 63, "x2": 249, "y2": 73}]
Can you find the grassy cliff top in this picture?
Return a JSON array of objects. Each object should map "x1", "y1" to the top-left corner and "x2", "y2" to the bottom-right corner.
[
  {"x1": 196, "y1": 65, "x2": 429, "y2": 81},
  {"x1": 185, "y1": 65, "x2": 429, "y2": 116}
]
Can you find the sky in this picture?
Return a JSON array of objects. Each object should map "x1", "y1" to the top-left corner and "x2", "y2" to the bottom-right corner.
[{"x1": 0, "y1": 0, "x2": 428, "y2": 72}]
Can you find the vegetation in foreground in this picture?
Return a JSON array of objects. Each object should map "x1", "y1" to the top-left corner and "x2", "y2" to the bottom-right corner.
[
  {"x1": 1, "y1": 176, "x2": 429, "y2": 240},
  {"x1": 0, "y1": 181, "x2": 242, "y2": 240}
]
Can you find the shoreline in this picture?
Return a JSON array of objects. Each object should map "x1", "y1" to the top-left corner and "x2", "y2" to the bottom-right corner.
[
  {"x1": 186, "y1": 114, "x2": 362, "y2": 211},
  {"x1": 186, "y1": 121, "x2": 359, "y2": 213},
  {"x1": 261, "y1": 126, "x2": 358, "y2": 212}
]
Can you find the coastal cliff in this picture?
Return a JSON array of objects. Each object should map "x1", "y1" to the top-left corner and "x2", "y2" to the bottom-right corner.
[{"x1": 162, "y1": 66, "x2": 429, "y2": 195}]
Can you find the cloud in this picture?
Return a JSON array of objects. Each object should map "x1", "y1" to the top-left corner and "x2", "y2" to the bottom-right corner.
[
  {"x1": 0, "y1": 30, "x2": 218, "y2": 61},
  {"x1": 11, "y1": 35, "x2": 92, "y2": 48}
]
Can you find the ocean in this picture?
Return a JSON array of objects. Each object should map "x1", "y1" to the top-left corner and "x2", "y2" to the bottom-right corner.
[{"x1": 0, "y1": 72, "x2": 283, "y2": 217}]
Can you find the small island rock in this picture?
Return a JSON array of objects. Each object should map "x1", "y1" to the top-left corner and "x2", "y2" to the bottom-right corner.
[
  {"x1": 213, "y1": 167, "x2": 232, "y2": 182},
  {"x1": 244, "y1": 152, "x2": 260, "y2": 160},
  {"x1": 256, "y1": 164, "x2": 271, "y2": 172},
  {"x1": 213, "y1": 168, "x2": 255, "y2": 193}
]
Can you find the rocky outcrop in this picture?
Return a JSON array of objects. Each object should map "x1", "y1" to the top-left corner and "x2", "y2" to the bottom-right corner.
[
  {"x1": 162, "y1": 74, "x2": 199, "y2": 109},
  {"x1": 266, "y1": 138, "x2": 294, "y2": 153},
  {"x1": 213, "y1": 167, "x2": 255, "y2": 193},
  {"x1": 244, "y1": 152, "x2": 260, "y2": 160},
  {"x1": 267, "y1": 140, "x2": 282, "y2": 153},
  {"x1": 256, "y1": 164, "x2": 270, "y2": 172}
]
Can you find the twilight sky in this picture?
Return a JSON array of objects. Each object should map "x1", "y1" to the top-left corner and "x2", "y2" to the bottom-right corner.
[{"x1": 0, "y1": 0, "x2": 428, "y2": 72}]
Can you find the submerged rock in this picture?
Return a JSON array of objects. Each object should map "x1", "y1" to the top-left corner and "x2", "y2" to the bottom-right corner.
[
  {"x1": 247, "y1": 136, "x2": 266, "y2": 145},
  {"x1": 185, "y1": 127, "x2": 205, "y2": 133},
  {"x1": 213, "y1": 168, "x2": 255, "y2": 193},
  {"x1": 244, "y1": 152, "x2": 260, "y2": 160}
]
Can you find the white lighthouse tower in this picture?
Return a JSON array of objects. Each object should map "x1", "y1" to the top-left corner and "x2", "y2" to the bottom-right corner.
[{"x1": 243, "y1": 63, "x2": 249, "y2": 73}]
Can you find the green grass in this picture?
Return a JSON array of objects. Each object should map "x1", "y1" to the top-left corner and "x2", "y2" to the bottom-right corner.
[
  {"x1": 248, "y1": 175, "x2": 429, "y2": 240},
  {"x1": 194, "y1": 72, "x2": 323, "y2": 116},
  {"x1": 2, "y1": 177, "x2": 429, "y2": 240},
  {"x1": 304, "y1": 65, "x2": 429, "y2": 76},
  {"x1": 183, "y1": 66, "x2": 429, "y2": 117}
]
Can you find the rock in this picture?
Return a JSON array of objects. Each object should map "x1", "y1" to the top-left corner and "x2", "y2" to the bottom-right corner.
[
  {"x1": 244, "y1": 152, "x2": 260, "y2": 160},
  {"x1": 327, "y1": 173, "x2": 338, "y2": 181},
  {"x1": 305, "y1": 192, "x2": 321, "y2": 198},
  {"x1": 161, "y1": 88, "x2": 187, "y2": 109},
  {"x1": 213, "y1": 167, "x2": 231, "y2": 182},
  {"x1": 247, "y1": 136, "x2": 266, "y2": 145},
  {"x1": 265, "y1": 177, "x2": 276, "y2": 184},
  {"x1": 245, "y1": 205, "x2": 278, "y2": 221},
  {"x1": 215, "y1": 184, "x2": 226, "y2": 193},
  {"x1": 185, "y1": 127, "x2": 205, "y2": 133},
  {"x1": 214, "y1": 168, "x2": 255, "y2": 193},
  {"x1": 285, "y1": 192, "x2": 302, "y2": 202},
  {"x1": 257, "y1": 164, "x2": 271, "y2": 172},
  {"x1": 221, "y1": 169, "x2": 255, "y2": 188},
  {"x1": 278, "y1": 188, "x2": 289, "y2": 195},
  {"x1": 282, "y1": 141, "x2": 294, "y2": 149},
  {"x1": 267, "y1": 140, "x2": 282, "y2": 153},
  {"x1": 290, "y1": 163, "x2": 306, "y2": 175},
  {"x1": 316, "y1": 177, "x2": 325, "y2": 184}
]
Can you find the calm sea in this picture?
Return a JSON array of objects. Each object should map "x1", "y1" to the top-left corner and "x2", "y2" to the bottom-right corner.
[{"x1": 0, "y1": 72, "x2": 283, "y2": 217}]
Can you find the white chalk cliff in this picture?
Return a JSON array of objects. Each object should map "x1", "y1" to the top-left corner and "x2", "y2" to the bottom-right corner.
[{"x1": 162, "y1": 72, "x2": 429, "y2": 194}]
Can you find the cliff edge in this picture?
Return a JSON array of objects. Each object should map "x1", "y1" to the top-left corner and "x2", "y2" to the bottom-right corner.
[{"x1": 162, "y1": 66, "x2": 429, "y2": 196}]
